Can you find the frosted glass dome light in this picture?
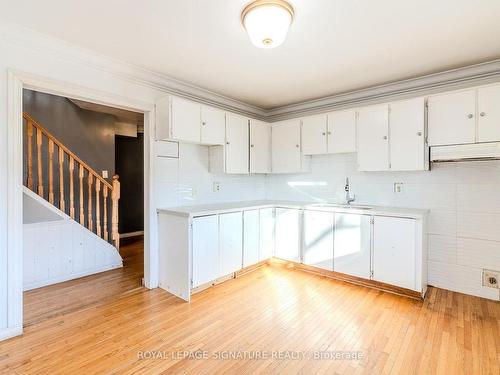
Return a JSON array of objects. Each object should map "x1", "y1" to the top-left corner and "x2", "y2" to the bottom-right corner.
[{"x1": 241, "y1": 0, "x2": 294, "y2": 49}]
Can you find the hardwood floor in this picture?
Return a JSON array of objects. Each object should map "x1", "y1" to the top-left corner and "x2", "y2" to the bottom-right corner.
[
  {"x1": 23, "y1": 236, "x2": 144, "y2": 327},
  {"x1": 2, "y1": 249, "x2": 499, "y2": 374}
]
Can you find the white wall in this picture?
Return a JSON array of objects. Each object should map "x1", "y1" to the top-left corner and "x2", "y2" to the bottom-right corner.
[
  {"x1": 155, "y1": 143, "x2": 266, "y2": 208},
  {"x1": 267, "y1": 153, "x2": 500, "y2": 300}
]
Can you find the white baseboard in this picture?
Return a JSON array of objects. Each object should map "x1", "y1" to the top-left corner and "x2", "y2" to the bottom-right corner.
[
  {"x1": 120, "y1": 231, "x2": 144, "y2": 239},
  {"x1": 0, "y1": 326, "x2": 23, "y2": 341},
  {"x1": 23, "y1": 262, "x2": 123, "y2": 291}
]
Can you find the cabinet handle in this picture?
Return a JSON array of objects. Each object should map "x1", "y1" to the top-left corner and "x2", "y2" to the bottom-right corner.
[
  {"x1": 383, "y1": 135, "x2": 388, "y2": 140},
  {"x1": 328, "y1": 131, "x2": 332, "y2": 135},
  {"x1": 226, "y1": 141, "x2": 230, "y2": 145},
  {"x1": 202, "y1": 121, "x2": 206, "y2": 126},
  {"x1": 250, "y1": 144, "x2": 254, "y2": 148},
  {"x1": 480, "y1": 112, "x2": 486, "y2": 117},
  {"x1": 467, "y1": 113, "x2": 474, "y2": 119},
  {"x1": 322, "y1": 132, "x2": 326, "y2": 136},
  {"x1": 295, "y1": 144, "x2": 300, "y2": 148},
  {"x1": 417, "y1": 131, "x2": 422, "y2": 136}
]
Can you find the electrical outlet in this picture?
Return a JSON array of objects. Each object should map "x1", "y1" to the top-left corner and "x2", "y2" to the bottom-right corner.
[
  {"x1": 213, "y1": 182, "x2": 221, "y2": 192},
  {"x1": 394, "y1": 182, "x2": 404, "y2": 194},
  {"x1": 102, "y1": 170, "x2": 109, "y2": 178},
  {"x1": 482, "y1": 269, "x2": 499, "y2": 289}
]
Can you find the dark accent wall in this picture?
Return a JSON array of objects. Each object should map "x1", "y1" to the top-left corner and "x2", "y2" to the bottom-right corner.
[
  {"x1": 115, "y1": 134, "x2": 144, "y2": 234},
  {"x1": 23, "y1": 90, "x2": 116, "y2": 176}
]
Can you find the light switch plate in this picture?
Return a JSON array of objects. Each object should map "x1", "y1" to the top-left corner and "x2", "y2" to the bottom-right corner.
[
  {"x1": 102, "y1": 170, "x2": 109, "y2": 178},
  {"x1": 213, "y1": 182, "x2": 221, "y2": 192},
  {"x1": 394, "y1": 182, "x2": 404, "y2": 194}
]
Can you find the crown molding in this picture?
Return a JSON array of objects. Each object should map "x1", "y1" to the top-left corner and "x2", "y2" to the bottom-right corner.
[
  {"x1": 265, "y1": 59, "x2": 500, "y2": 121},
  {"x1": 0, "y1": 21, "x2": 268, "y2": 120},
  {"x1": 2, "y1": 21, "x2": 500, "y2": 123}
]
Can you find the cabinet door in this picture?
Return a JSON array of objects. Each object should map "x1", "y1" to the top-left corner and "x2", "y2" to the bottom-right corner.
[
  {"x1": 327, "y1": 110, "x2": 356, "y2": 153},
  {"x1": 390, "y1": 98, "x2": 427, "y2": 171},
  {"x1": 275, "y1": 208, "x2": 300, "y2": 262},
  {"x1": 334, "y1": 213, "x2": 371, "y2": 279},
  {"x1": 303, "y1": 210, "x2": 334, "y2": 270},
  {"x1": 357, "y1": 105, "x2": 390, "y2": 171},
  {"x1": 259, "y1": 208, "x2": 274, "y2": 261},
  {"x1": 225, "y1": 114, "x2": 249, "y2": 174},
  {"x1": 478, "y1": 85, "x2": 500, "y2": 142},
  {"x1": 201, "y1": 105, "x2": 225, "y2": 145},
  {"x1": 373, "y1": 216, "x2": 416, "y2": 290},
  {"x1": 192, "y1": 215, "x2": 219, "y2": 288},
  {"x1": 301, "y1": 115, "x2": 328, "y2": 155},
  {"x1": 170, "y1": 96, "x2": 201, "y2": 143},
  {"x1": 219, "y1": 212, "x2": 243, "y2": 276},
  {"x1": 250, "y1": 120, "x2": 271, "y2": 173},
  {"x1": 427, "y1": 90, "x2": 476, "y2": 146},
  {"x1": 271, "y1": 120, "x2": 302, "y2": 173},
  {"x1": 243, "y1": 210, "x2": 260, "y2": 267}
]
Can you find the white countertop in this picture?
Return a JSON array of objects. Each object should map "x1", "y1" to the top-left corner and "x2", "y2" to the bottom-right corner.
[{"x1": 157, "y1": 200, "x2": 428, "y2": 219}]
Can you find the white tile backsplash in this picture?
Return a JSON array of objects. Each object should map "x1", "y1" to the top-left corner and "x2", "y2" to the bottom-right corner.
[{"x1": 266, "y1": 153, "x2": 500, "y2": 300}]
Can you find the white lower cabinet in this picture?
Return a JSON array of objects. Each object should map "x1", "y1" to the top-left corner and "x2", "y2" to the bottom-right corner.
[
  {"x1": 275, "y1": 208, "x2": 300, "y2": 261},
  {"x1": 192, "y1": 215, "x2": 219, "y2": 288},
  {"x1": 259, "y1": 208, "x2": 275, "y2": 261},
  {"x1": 243, "y1": 210, "x2": 260, "y2": 268},
  {"x1": 219, "y1": 212, "x2": 243, "y2": 277},
  {"x1": 303, "y1": 210, "x2": 334, "y2": 270},
  {"x1": 333, "y1": 213, "x2": 371, "y2": 279},
  {"x1": 159, "y1": 205, "x2": 426, "y2": 302},
  {"x1": 372, "y1": 216, "x2": 417, "y2": 290}
]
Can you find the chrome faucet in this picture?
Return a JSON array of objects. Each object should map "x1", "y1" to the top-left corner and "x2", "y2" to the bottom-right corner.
[{"x1": 345, "y1": 178, "x2": 355, "y2": 205}]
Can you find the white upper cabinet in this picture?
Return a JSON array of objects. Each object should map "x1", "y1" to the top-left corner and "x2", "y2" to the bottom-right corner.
[
  {"x1": 200, "y1": 105, "x2": 225, "y2": 145},
  {"x1": 249, "y1": 120, "x2": 271, "y2": 173},
  {"x1": 327, "y1": 110, "x2": 357, "y2": 154},
  {"x1": 357, "y1": 104, "x2": 390, "y2": 171},
  {"x1": 271, "y1": 119, "x2": 310, "y2": 173},
  {"x1": 477, "y1": 84, "x2": 500, "y2": 143},
  {"x1": 156, "y1": 96, "x2": 201, "y2": 143},
  {"x1": 389, "y1": 98, "x2": 428, "y2": 171},
  {"x1": 225, "y1": 113, "x2": 249, "y2": 174},
  {"x1": 301, "y1": 114, "x2": 328, "y2": 155},
  {"x1": 427, "y1": 89, "x2": 476, "y2": 146}
]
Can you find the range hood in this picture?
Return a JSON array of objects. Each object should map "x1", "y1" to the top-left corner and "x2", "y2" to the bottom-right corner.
[{"x1": 431, "y1": 142, "x2": 500, "y2": 162}]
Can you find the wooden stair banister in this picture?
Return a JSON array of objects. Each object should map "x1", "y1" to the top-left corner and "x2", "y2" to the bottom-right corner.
[{"x1": 23, "y1": 113, "x2": 120, "y2": 249}]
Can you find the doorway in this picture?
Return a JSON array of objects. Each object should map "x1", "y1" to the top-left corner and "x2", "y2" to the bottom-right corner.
[{"x1": 6, "y1": 71, "x2": 157, "y2": 337}]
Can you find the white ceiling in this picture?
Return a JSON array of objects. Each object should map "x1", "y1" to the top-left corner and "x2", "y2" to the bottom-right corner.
[{"x1": 2, "y1": 0, "x2": 500, "y2": 109}]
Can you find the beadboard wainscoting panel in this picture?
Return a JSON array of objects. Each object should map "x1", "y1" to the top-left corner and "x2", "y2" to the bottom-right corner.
[
  {"x1": 457, "y1": 237, "x2": 500, "y2": 270},
  {"x1": 266, "y1": 155, "x2": 500, "y2": 300},
  {"x1": 428, "y1": 234, "x2": 457, "y2": 264},
  {"x1": 457, "y1": 212, "x2": 500, "y2": 242}
]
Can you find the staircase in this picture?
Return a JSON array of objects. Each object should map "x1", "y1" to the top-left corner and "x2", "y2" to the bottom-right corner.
[
  {"x1": 24, "y1": 112, "x2": 121, "y2": 248},
  {"x1": 23, "y1": 113, "x2": 123, "y2": 291}
]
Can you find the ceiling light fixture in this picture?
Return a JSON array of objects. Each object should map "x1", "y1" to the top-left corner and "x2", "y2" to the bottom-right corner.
[{"x1": 241, "y1": 0, "x2": 294, "y2": 49}]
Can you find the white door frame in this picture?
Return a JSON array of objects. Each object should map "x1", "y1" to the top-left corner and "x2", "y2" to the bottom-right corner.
[{"x1": 6, "y1": 69, "x2": 158, "y2": 336}]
